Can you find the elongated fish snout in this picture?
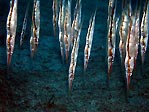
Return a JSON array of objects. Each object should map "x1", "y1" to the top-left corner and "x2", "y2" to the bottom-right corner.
[
  {"x1": 69, "y1": 78, "x2": 73, "y2": 92},
  {"x1": 141, "y1": 52, "x2": 145, "y2": 65},
  {"x1": 108, "y1": 62, "x2": 112, "y2": 80},
  {"x1": 31, "y1": 49, "x2": 35, "y2": 58},
  {"x1": 126, "y1": 73, "x2": 131, "y2": 90},
  {"x1": 7, "y1": 53, "x2": 12, "y2": 66}
]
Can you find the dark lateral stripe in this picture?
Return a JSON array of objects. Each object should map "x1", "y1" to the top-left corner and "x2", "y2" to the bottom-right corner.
[
  {"x1": 32, "y1": 0, "x2": 38, "y2": 43},
  {"x1": 126, "y1": 18, "x2": 132, "y2": 74},
  {"x1": 32, "y1": 0, "x2": 37, "y2": 30},
  {"x1": 8, "y1": 0, "x2": 15, "y2": 35},
  {"x1": 141, "y1": 2, "x2": 148, "y2": 53},
  {"x1": 7, "y1": 0, "x2": 15, "y2": 53}
]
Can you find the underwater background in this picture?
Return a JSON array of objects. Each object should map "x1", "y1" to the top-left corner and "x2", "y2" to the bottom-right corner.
[{"x1": 0, "y1": 0, "x2": 149, "y2": 111}]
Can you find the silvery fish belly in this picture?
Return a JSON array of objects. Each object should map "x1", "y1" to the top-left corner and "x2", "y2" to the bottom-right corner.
[
  {"x1": 140, "y1": 1, "x2": 149, "y2": 64},
  {"x1": 84, "y1": 11, "x2": 96, "y2": 71},
  {"x1": 35, "y1": 0, "x2": 40, "y2": 42},
  {"x1": 68, "y1": 23, "x2": 82, "y2": 91},
  {"x1": 30, "y1": 0, "x2": 40, "y2": 57},
  {"x1": 52, "y1": 0, "x2": 58, "y2": 36},
  {"x1": 6, "y1": 0, "x2": 18, "y2": 66},
  {"x1": 119, "y1": 11, "x2": 129, "y2": 64}
]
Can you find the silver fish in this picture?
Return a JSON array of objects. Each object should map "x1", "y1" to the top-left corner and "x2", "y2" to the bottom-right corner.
[
  {"x1": 6, "y1": 0, "x2": 18, "y2": 66},
  {"x1": 30, "y1": 0, "x2": 40, "y2": 57},
  {"x1": 134, "y1": 4, "x2": 141, "y2": 68},
  {"x1": 52, "y1": 0, "x2": 58, "y2": 37},
  {"x1": 64, "y1": 5, "x2": 69, "y2": 63},
  {"x1": 119, "y1": 10, "x2": 130, "y2": 65},
  {"x1": 71, "y1": 0, "x2": 81, "y2": 48},
  {"x1": 140, "y1": 0, "x2": 149, "y2": 65},
  {"x1": 68, "y1": 24, "x2": 82, "y2": 92},
  {"x1": 84, "y1": 11, "x2": 96, "y2": 71},
  {"x1": 125, "y1": 16, "x2": 136, "y2": 90},
  {"x1": 107, "y1": 0, "x2": 117, "y2": 79},
  {"x1": 58, "y1": 0, "x2": 65, "y2": 62},
  {"x1": 20, "y1": 3, "x2": 30, "y2": 46}
]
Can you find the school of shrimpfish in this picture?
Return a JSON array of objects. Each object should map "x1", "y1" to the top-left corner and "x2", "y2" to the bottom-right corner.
[{"x1": 5, "y1": 0, "x2": 149, "y2": 97}]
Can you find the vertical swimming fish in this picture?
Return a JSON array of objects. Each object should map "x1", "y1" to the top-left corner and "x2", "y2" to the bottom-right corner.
[
  {"x1": 64, "y1": 5, "x2": 69, "y2": 63},
  {"x1": 30, "y1": 0, "x2": 40, "y2": 57},
  {"x1": 67, "y1": 0, "x2": 72, "y2": 27},
  {"x1": 20, "y1": 2, "x2": 30, "y2": 46},
  {"x1": 71, "y1": 0, "x2": 81, "y2": 48},
  {"x1": 119, "y1": 0, "x2": 131, "y2": 65},
  {"x1": 64, "y1": 0, "x2": 72, "y2": 63},
  {"x1": 134, "y1": 1, "x2": 141, "y2": 68},
  {"x1": 107, "y1": 0, "x2": 117, "y2": 79},
  {"x1": 6, "y1": 0, "x2": 18, "y2": 66},
  {"x1": 119, "y1": 14, "x2": 129, "y2": 65},
  {"x1": 140, "y1": 0, "x2": 149, "y2": 65},
  {"x1": 125, "y1": 16, "x2": 136, "y2": 90},
  {"x1": 84, "y1": 11, "x2": 96, "y2": 71},
  {"x1": 58, "y1": 0, "x2": 65, "y2": 62},
  {"x1": 52, "y1": 0, "x2": 58, "y2": 37},
  {"x1": 108, "y1": 0, "x2": 114, "y2": 24},
  {"x1": 68, "y1": 24, "x2": 82, "y2": 92},
  {"x1": 67, "y1": 0, "x2": 72, "y2": 60}
]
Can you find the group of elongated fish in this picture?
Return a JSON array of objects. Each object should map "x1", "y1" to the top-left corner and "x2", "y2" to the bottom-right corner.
[
  {"x1": 108, "y1": 0, "x2": 149, "y2": 93},
  {"x1": 5, "y1": 0, "x2": 148, "y2": 95},
  {"x1": 6, "y1": 0, "x2": 96, "y2": 92},
  {"x1": 6, "y1": 0, "x2": 40, "y2": 64},
  {"x1": 54, "y1": 0, "x2": 96, "y2": 91}
]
